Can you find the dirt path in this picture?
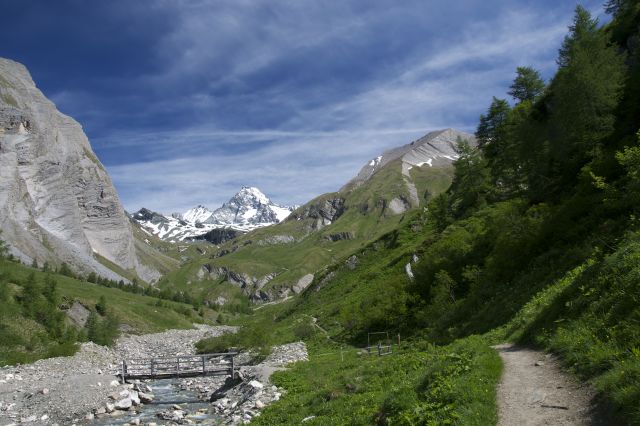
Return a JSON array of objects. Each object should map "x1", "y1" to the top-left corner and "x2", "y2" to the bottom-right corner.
[{"x1": 494, "y1": 343, "x2": 607, "y2": 426}]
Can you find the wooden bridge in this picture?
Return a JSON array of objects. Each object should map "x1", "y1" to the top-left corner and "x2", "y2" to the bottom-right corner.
[{"x1": 119, "y1": 352, "x2": 238, "y2": 382}]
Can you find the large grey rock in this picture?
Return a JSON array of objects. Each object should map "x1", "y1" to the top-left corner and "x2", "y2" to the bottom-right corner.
[
  {"x1": 65, "y1": 301, "x2": 91, "y2": 328},
  {"x1": 0, "y1": 58, "x2": 157, "y2": 282},
  {"x1": 290, "y1": 197, "x2": 345, "y2": 230},
  {"x1": 292, "y1": 274, "x2": 314, "y2": 294}
]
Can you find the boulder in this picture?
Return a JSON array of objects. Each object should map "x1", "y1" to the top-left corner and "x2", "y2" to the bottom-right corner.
[
  {"x1": 248, "y1": 380, "x2": 264, "y2": 390},
  {"x1": 292, "y1": 274, "x2": 314, "y2": 294},
  {"x1": 138, "y1": 391, "x2": 154, "y2": 403},
  {"x1": 114, "y1": 397, "x2": 132, "y2": 410},
  {"x1": 128, "y1": 390, "x2": 140, "y2": 405}
]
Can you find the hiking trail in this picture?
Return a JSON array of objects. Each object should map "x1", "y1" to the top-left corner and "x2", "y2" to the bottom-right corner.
[{"x1": 494, "y1": 343, "x2": 608, "y2": 426}]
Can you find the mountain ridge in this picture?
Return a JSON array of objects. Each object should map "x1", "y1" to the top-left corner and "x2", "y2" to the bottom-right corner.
[
  {"x1": 156, "y1": 128, "x2": 474, "y2": 302},
  {"x1": 132, "y1": 186, "x2": 297, "y2": 242}
]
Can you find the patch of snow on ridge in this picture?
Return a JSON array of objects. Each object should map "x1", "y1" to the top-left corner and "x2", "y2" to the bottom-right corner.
[
  {"x1": 272, "y1": 205, "x2": 294, "y2": 222},
  {"x1": 183, "y1": 205, "x2": 213, "y2": 224},
  {"x1": 416, "y1": 158, "x2": 434, "y2": 167},
  {"x1": 368, "y1": 155, "x2": 383, "y2": 167}
]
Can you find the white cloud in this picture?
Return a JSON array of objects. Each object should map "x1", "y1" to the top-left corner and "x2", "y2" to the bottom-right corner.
[{"x1": 100, "y1": 1, "x2": 603, "y2": 213}]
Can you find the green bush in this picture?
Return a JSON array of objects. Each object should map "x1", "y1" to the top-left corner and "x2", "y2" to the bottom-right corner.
[
  {"x1": 293, "y1": 322, "x2": 316, "y2": 340},
  {"x1": 197, "y1": 323, "x2": 273, "y2": 361}
]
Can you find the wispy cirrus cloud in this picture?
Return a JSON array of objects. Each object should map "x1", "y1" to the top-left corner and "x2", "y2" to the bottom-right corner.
[{"x1": 0, "y1": 0, "x2": 607, "y2": 213}]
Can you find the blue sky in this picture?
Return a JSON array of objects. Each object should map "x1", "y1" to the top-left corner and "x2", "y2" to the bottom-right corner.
[{"x1": 0, "y1": 0, "x2": 606, "y2": 213}]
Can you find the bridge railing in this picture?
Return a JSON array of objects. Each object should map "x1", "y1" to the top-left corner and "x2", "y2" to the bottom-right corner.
[{"x1": 120, "y1": 352, "x2": 238, "y2": 382}]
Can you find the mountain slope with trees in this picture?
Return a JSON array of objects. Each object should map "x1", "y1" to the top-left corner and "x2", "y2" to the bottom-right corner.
[{"x1": 199, "y1": 4, "x2": 640, "y2": 424}]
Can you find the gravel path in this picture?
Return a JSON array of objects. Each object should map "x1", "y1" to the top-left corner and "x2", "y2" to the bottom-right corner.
[
  {"x1": 0, "y1": 325, "x2": 234, "y2": 425},
  {"x1": 494, "y1": 343, "x2": 606, "y2": 426}
]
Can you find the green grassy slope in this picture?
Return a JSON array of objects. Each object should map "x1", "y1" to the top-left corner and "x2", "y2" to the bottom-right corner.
[
  {"x1": 159, "y1": 160, "x2": 455, "y2": 302},
  {"x1": 0, "y1": 257, "x2": 212, "y2": 365}
]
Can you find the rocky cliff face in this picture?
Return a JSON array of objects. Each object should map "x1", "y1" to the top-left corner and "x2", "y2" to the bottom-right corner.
[{"x1": 0, "y1": 58, "x2": 156, "y2": 282}]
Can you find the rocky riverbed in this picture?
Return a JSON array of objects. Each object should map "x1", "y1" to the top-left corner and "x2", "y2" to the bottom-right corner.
[
  {"x1": 175, "y1": 342, "x2": 308, "y2": 424},
  {"x1": 0, "y1": 325, "x2": 232, "y2": 425},
  {"x1": 0, "y1": 325, "x2": 308, "y2": 425}
]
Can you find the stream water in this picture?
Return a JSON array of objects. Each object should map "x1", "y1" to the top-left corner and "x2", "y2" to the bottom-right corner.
[{"x1": 94, "y1": 379, "x2": 222, "y2": 425}]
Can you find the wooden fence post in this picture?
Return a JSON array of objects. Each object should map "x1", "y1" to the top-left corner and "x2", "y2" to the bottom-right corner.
[
  {"x1": 231, "y1": 355, "x2": 235, "y2": 380},
  {"x1": 121, "y1": 360, "x2": 126, "y2": 384},
  {"x1": 176, "y1": 357, "x2": 181, "y2": 377},
  {"x1": 201, "y1": 355, "x2": 206, "y2": 374}
]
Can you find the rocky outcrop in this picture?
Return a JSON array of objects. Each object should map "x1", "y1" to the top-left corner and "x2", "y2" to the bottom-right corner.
[
  {"x1": 64, "y1": 301, "x2": 91, "y2": 328},
  {"x1": 256, "y1": 235, "x2": 296, "y2": 246},
  {"x1": 0, "y1": 58, "x2": 157, "y2": 282},
  {"x1": 203, "y1": 264, "x2": 277, "y2": 300},
  {"x1": 388, "y1": 197, "x2": 410, "y2": 214},
  {"x1": 291, "y1": 197, "x2": 345, "y2": 231},
  {"x1": 345, "y1": 255, "x2": 359, "y2": 270},
  {"x1": 324, "y1": 231, "x2": 355, "y2": 242},
  {"x1": 292, "y1": 274, "x2": 314, "y2": 294},
  {"x1": 189, "y1": 228, "x2": 241, "y2": 244}
]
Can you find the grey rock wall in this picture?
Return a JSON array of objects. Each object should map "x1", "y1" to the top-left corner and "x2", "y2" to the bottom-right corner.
[{"x1": 0, "y1": 58, "x2": 156, "y2": 282}]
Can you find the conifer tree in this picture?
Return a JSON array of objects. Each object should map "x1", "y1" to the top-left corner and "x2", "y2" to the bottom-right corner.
[
  {"x1": 508, "y1": 66, "x2": 545, "y2": 103},
  {"x1": 551, "y1": 6, "x2": 625, "y2": 170}
]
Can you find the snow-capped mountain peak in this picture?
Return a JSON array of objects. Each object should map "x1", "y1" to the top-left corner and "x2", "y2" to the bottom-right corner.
[
  {"x1": 182, "y1": 205, "x2": 213, "y2": 224},
  {"x1": 206, "y1": 186, "x2": 294, "y2": 227},
  {"x1": 132, "y1": 187, "x2": 297, "y2": 242},
  {"x1": 235, "y1": 186, "x2": 271, "y2": 205}
]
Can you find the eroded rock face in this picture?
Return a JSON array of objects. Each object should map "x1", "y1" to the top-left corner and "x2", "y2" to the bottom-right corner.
[
  {"x1": 0, "y1": 58, "x2": 154, "y2": 281},
  {"x1": 188, "y1": 228, "x2": 241, "y2": 245},
  {"x1": 291, "y1": 197, "x2": 345, "y2": 230}
]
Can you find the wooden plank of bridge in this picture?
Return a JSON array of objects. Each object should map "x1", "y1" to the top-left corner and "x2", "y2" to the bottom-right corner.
[{"x1": 121, "y1": 353, "x2": 237, "y2": 381}]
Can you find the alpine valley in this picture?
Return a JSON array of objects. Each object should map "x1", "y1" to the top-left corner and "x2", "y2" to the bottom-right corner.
[{"x1": 2, "y1": 3, "x2": 640, "y2": 425}]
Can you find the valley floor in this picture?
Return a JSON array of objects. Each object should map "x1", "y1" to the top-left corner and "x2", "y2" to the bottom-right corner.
[{"x1": 0, "y1": 325, "x2": 232, "y2": 425}]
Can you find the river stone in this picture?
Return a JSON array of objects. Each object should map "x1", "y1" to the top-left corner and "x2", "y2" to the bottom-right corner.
[
  {"x1": 115, "y1": 397, "x2": 132, "y2": 410},
  {"x1": 138, "y1": 392, "x2": 154, "y2": 403},
  {"x1": 129, "y1": 390, "x2": 140, "y2": 405},
  {"x1": 248, "y1": 380, "x2": 264, "y2": 390}
]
